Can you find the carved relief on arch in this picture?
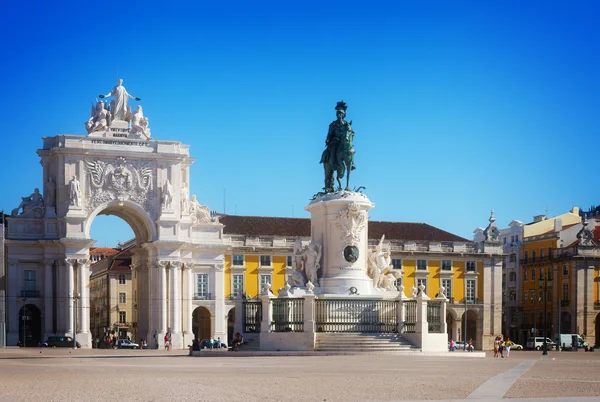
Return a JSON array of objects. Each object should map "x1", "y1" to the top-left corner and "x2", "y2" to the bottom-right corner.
[{"x1": 85, "y1": 157, "x2": 156, "y2": 215}]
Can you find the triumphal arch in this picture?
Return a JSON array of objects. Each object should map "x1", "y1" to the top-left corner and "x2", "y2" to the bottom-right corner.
[{"x1": 6, "y1": 79, "x2": 228, "y2": 348}]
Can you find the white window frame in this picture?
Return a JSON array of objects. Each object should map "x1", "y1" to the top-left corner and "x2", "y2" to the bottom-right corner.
[
  {"x1": 259, "y1": 274, "x2": 272, "y2": 291},
  {"x1": 466, "y1": 261, "x2": 476, "y2": 273},
  {"x1": 232, "y1": 254, "x2": 244, "y2": 266},
  {"x1": 562, "y1": 282, "x2": 569, "y2": 301},
  {"x1": 286, "y1": 255, "x2": 293, "y2": 268},
  {"x1": 118, "y1": 292, "x2": 126, "y2": 304},
  {"x1": 196, "y1": 273, "x2": 209, "y2": 299},
  {"x1": 118, "y1": 274, "x2": 126, "y2": 285},
  {"x1": 260, "y1": 255, "x2": 272, "y2": 267},
  {"x1": 23, "y1": 269, "x2": 36, "y2": 291},
  {"x1": 441, "y1": 278, "x2": 452, "y2": 299},
  {"x1": 232, "y1": 274, "x2": 244, "y2": 298},
  {"x1": 562, "y1": 265, "x2": 569, "y2": 276},
  {"x1": 466, "y1": 279, "x2": 476, "y2": 302},
  {"x1": 119, "y1": 311, "x2": 126, "y2": 324},
  {"x1": 441, "y1": 260, "x2": 452, "y2": 271},
  {"x1": 391, "y1": 259, "x2": 402, "y2": 270},
  {"x1": 416, "y1": 260, "x2": 427, "y2": 271}
]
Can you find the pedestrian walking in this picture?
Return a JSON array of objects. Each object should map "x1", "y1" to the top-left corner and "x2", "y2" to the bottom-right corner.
[
  {"x1": 504, "y1": 337, "x2": 512, "y2": 358},
  {"x1": 499, "y1": 339, "x2": 505, "y2": 358},
  {"x1": 493, "y1": 336, "x2": 499, "y2": 358}
]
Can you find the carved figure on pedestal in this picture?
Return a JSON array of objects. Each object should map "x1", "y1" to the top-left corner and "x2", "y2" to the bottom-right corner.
[
  {"x1": 44, "y1": 176, "x2": 56, "y2": 208},
  {"x1": 68, "y1": 176, "x2": 81, "y2": 206},
  {"x1": 367, "y1": 235, "x2": 392, "y2": 289},
  {"x1": 320, "y1": 101, "x2": 356, "y2": 193},
  {"x1": 304, "y1": 242, "x2": 322, "y2": 287},
  {"x1": 99, "y1": 78, "x2": 141, "y2": 122},
  {"x1": 161, "y1": 179, "x2": 173, "y2": 210},
  {"x1": 131, "y1": 105, "x2": 150, "y2": 137},
  {"x1": 85, "y1": 101, "x2": 110, "y2": 134},
  {"x1": 189, "y1": 195, "x2": 219, "y2": 224},
  {"x1": 180, "y1": 182, "x2": 190, "y2": 215},
  {"x1": 288, "y1": 239, "x2": 307, "y2": 287},
  {"x1": 11, "y1": 188, "x2": 44, "y2": 217}
]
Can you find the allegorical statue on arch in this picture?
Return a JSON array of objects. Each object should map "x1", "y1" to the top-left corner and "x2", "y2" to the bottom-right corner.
[{"x1": 85, "y1": 78, "x2": 151, "y2": 139}]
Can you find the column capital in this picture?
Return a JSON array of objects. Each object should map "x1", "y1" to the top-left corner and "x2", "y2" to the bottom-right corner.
[
  {"x1": 65, "y1": 258, "x2": 77, "y2": 267},
  {"x1": 182, "y1": 262, "x2": 193, "y2": 270},
  {"x1": 43, "y1": 259, "x2": 56, "y2": 267},
  {"x1": 171, "y1": 261, "x2": 182, "y2": 270},
  {"x1": 76, "y1": 258, "x2": 89, "y2": 267},
  {"x1": 157, "y1": 260, "x2": 170, "y2": 269}
]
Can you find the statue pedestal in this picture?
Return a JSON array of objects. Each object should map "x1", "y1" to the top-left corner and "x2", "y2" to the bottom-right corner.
[{"x1": 305, "y1": 191, "x2": 376, "y2": 296}]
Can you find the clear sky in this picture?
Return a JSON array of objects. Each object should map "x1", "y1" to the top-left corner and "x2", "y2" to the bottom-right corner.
[{"x1": 1, "y1": 1, "x2": 598, "y2": 247}]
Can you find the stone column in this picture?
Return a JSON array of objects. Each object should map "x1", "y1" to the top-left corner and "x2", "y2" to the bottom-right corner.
[
  {"x1": 43, "y1": 260, "x2": 54, "y2": 338},
  {"x1": 182, "y1": 263, "x2": 193, "y2": 337},
  {"x1": 64, "y1": 259, "x2": 75, "y2": 334},
  {"x1": 396, "y1": 286, "x2": 408, "y2": 333},
  {"x1": 77, "y1": 259, "x2": 91, "y2": 347},
  {"x1": 260, "y1": 293, "x2": 273, "y2": 333},
  {"x1": 6, "y1": 260, "x2": 19, "y2": 345},
  {"x1": 157, "y1": 261, "x2": 168, "y2": 343},
  {"x1": 169, "y1": 262, "x2": 182, "y2": 348},
  {"x1": 303, "y1": 293, "x2": 316, "y2": 333},
  {"x1": 213, "y1": 264, "x2": 227, "y2": 341},
  {"x1": 415, "y1": 284, "x2": 429, "y2": 335}
]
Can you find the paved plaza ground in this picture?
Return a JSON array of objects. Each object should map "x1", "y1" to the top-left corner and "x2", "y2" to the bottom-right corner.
[{"x1": 0, "y1": 348, "x2": 599, "y2": 402}]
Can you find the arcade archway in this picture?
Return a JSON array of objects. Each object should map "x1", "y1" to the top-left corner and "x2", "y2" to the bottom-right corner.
[
  {"x1": 19, "y1": 304, "x2": 42, "y2": 347},
  {"x1": 192, "y1": 307, "x2": 212, "y2": 342}
]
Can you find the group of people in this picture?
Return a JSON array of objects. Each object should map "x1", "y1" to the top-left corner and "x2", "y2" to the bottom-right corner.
[
  {"x1": 448, "y1": 338, "x2": 474, "y2": 352},
  {"x1": 493, "y1": 336, "x2": 513, "y2": 358},
  {"x1": 164, "y1": 333, "x2": 173, "y2": 351}
]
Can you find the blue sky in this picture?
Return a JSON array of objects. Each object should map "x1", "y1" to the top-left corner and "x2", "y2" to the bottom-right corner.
[{"x1": 1, "y1": 1, "x2": 598, "y2": 247}]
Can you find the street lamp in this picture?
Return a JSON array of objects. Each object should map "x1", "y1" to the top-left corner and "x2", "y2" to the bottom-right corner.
[
  {"x1": 538, "y1": 270, "x2": 552, "y2": 355},
  {"x1": 73, "y1": 293, "x2": 81, "y2": 350}
]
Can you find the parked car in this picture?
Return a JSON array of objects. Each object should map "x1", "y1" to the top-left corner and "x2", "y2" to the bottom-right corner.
[
  {"x1": 116, "y1": 339, "x2": 140, "y2": 349},
  {"x1": 526, "y1": 337, "x2": 556, "y2": 351},
  {"x1": 200, "y1": 339, "x2": 227, "y2": 349},
  {"x1": 40, "y1": 336, "x2": 81, "y2": 348},
  {"x1": 510, "y1": 342, "x2": 523, "y2": 350}
]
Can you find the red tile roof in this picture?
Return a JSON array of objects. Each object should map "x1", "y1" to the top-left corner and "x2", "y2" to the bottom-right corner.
[
  {"x1": 90, "y1": 247, "x2": 120, "y2": 256},
  {"x1": 219, "y1": 215, "x2": 467, "y2": 242}
]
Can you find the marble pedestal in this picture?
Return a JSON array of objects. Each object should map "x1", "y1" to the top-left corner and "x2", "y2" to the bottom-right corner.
[{"x1": 305, "y1": 191, "x2": 377, "y2": 296}]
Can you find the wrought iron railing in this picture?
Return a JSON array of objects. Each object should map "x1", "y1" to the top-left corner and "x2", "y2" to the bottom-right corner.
[
  {"x1": 402, "y1": 300, "x2": 416, "y2": 333},
  {"x1": 427, "y1": 301, "x2": 442, "y2": 333},
  {"x1": 271, "y1": 298, "x2": 304, "y2": 332},
  {"x1": 242, "y1": 301, "x2": 262, "y2": 333},
  {"x1": 193, "y1": 293, "x2": 213, "y2": 300},
  {"x1": 315, "y1": 299, "x2": 398, "y2": 333}
]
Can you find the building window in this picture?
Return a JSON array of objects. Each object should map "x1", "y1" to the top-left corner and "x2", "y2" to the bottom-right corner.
[
  {"x1": 524, "y1": 291, "x2": 528, "y2": 303},
  {"x1": 466, "y1": 280, "x2": 476, "y2": 302},
  {"x1": 509, "y1": 272, "x2": 516, "y2": 282},
  {"x1": 196, "y1": 274, "x2": 208, "y2": 298},
  {"x1": 466, "y1": 261, "x2": 476, "y2": 273},
  {"x1": 23, "y1": 270, "x2": 36, "y2": 291},
  {"x1": 118, "y1": 292, "x2": 126, "y2": 304},
  {"x1": 548, "y1": 247, "x2": 552, "y2": 259},
  {"x1": 118, "y1": 274, "x2": 126, "y2": 285},
  {"x1": 260, "y1": 274, "x2": 271, "y2": 290},
  {"x1": 531, "y1": 289, "x2": 536, "y2": 303},
  {"x1": 441, "y1": 260, "x2": 452, "y2": 271},
  {"x1": 540, "y1": 248, "x2": 544, "y2": 259},
  {"x1": 509, "y1": 253, "x2": 516, "y2": 262},
  {"x1": 416, "y1": 260, "x2": 427, "y2": 270},
  {"x1": 232, "y1": 254, "x2": 244, "y2": 266},
  {"x1": 119, "y1": 311, "x2": 126, "y2": 324},
  {"x1": 442, "y1": 279, "x2": 452, "y2": 299},
  {"x1": 532, "y1": 250, "x2": 536, "y2": 263},
  {"x1": 260, "y1": 255, "x2": 271, "y2": 267},
  {"x1": 531, "y1": 269, "x2": 536, "y2": 281},
  {"x1": 562, "y1": 265, "x2": 568, "y2": 276},
  {"x1": 417, "y1": 278, "x2": 427, "y2": 295},
  {"x1": 286, "y1": 256, "x2": 293, "y2": 267},
  {"x1": 232, "y1": 274, "x2": 244, "y2": 297},
  {"x1": 562, "y1": 283, "x2": 568, "y2": 300},
  {"x1": 524, "y1": 269, "x2": 528, "y2": 281},
  {"x1": 539, "y1": 289, "x2": 544, "y2": 302},
  {"x1": 391, "y1": 259, "x2": 402, "y2": 269},
  {"x1": 524, "y1": 250, "x2": 528, "y2": 262}
]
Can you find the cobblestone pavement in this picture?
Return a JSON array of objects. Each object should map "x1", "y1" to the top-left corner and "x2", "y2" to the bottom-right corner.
[{"x1": 1, "y1": 348, "x2": 599, "y2": 401}]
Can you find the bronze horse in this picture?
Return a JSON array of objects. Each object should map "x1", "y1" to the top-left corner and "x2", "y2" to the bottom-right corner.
[{"x1": 321, "y1": 122, "x2": 355, "y2": 192}]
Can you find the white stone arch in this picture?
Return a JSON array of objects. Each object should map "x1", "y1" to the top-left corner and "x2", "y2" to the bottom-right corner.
[{"x1": 84, "y1": 200, "x2": 157, "y2": 244}]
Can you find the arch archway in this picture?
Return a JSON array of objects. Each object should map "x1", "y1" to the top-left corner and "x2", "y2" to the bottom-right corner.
[
  {"x1": 595, "y1": 313, "x2": 600, "y2": 348},
  {"x1": 85, "y1": 200, "x2": 157, "y2": 245},
  {"x1": 466, "y1": 310, "x2": 477, "y2": 345},
  {"x1": 561, "y1": 312, "x2": 572, "y2": 334},
  {"x1": 446, "y1": 309, "x2": 460, "y2": 342},
  {"x1": 19, "y1": 304, "x2": 42, "y2": 347},
  {"x1": 227, "y1": 308, "x2": 235, "y2": 344},
  {"x1": 192, "y1": 307, "x2": 211, "y2": 342}
]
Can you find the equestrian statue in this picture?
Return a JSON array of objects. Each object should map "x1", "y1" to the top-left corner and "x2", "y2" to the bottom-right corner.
[{"x1": 320, "y1": 101, "x2": 356, "y2": 192}]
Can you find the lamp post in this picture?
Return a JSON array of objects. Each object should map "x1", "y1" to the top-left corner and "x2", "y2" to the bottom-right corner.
[
  {"x1": 73, "y1": 293, "x2": 81, "y2": 350},
  {"x1": 21, "y1": 298, "x2": 27, "y2": 347},
  {"x1": 539, "y1": 270, "x2": 552, "y2": 356}
]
